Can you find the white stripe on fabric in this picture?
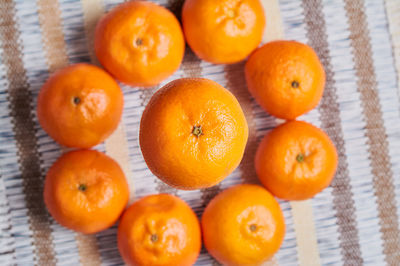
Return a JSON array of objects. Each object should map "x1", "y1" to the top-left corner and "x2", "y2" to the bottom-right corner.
[
  {"x1": 2, "y1": 1, "x2": 50, "y2": 265},
  {"x1": 288, "y1": 0, "x2": 389, "y2": 264},
  {"x1": 313, "y1": 0, "x2": 370, "y2": 264},
  {"x1": 15, "y1": 0, "x2": 82, "y2": 265},
  {"x1": 364, "y1": 0, "x2": 400, "y2": 253},
  {"x1": 323, "y1": 0, "x2": 388, "y2": 264},
  {"x1": 59, "y1": 0, "x2": 91, "y2": 65},
  {"x1": 302, "y1": 0, "x2": 386, "y2": 264},
  {"x1": 276, "y1": 1, "x2": 325, "y2": 266}
]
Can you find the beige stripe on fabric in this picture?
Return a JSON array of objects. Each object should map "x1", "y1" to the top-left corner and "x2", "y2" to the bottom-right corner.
[
  {"x1": 289, "y1": 201, "x2": 320, "y2": 265},
  {"x1": 261, "y1": 0, "x2": 284, "y2": 42},
  {"x1": 260, "y1": 1, "x2": 321, "y2": 265},
  {"x1": 36, "y1": 0, "x2": 102, "y2": 265},
  {"x1": 81, "y1": 0, "x2": 136, "y2": 206},
  {"x1": 81, "y1": 0, "x2": 104, "y2": 65},
  {"x1": 301, "y1": 0, "x2": 364, "y2": 264},
  {"x1": 75, "y1": 234, "x2": 102, "y2": 266},
  {"x1": 0, "y1": 1, "x2": 57, "y2": 264},
  {"x1": 37, "y1": 0, "x2": 68, "y2": 72},
  {"x1": 291, "y1": 201, "x2": 322, "y2": 266},
  {"x1": 344, "y1": 0, "x2": 400, "y2": 264},
  {"x1": 385, "y1": 1, "x2": 400, "y2": 108},
  {"x1": 104, "y1": 124, "x2": 136, "y2": 203}
]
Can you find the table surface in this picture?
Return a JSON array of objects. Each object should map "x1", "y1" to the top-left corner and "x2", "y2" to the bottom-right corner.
[{"x1": 0, "y1": 0, "x2": 400, "y2": 265}]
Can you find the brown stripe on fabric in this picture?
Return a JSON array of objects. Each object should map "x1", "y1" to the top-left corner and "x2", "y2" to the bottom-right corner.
[
  {"x1": 200, "y1": 185, "x2": 221, "y2": 208},
  {"x1": 301, "y1": 0, "x2": 364, "y2": 264},
  {"x1": 75, "y1": 234, "x2": 102, "y2": 266},
  {"x1": 37, "y1": 0, "x2": 68, "y2": 73},
  {"x1": 211, "y1": 260, "x2": 222, "y2": 266},
  {"x1": 225, "y1": 62, "x2": 262, "y2": 185},
  {"x1": 181, "y1": 46, "x2": 203, "y2": 79},
  {"x1": 156, "y1": 179, "x2": 178, "y2": 194},
  {"x1": 343, "y1": 0, "x2": 400, "y2": 264},
  {"x1": 0, "y1": 1, "x2": 56, "y2": 265},
  {"x1": 166, "y1": 0, "x2": 185, "y2": 21}
]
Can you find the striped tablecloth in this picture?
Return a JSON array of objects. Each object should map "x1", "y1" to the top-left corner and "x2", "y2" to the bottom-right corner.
[{"x1": 1, "y1": 0, "x2": 400, "y2": 265}]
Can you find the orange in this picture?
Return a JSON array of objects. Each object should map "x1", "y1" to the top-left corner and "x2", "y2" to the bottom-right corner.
[
  {"x1": 118, "y1": 194, "x2": 201, "y2": 266},
  {"x1": 182, "y1": 0, "x2": 265, "y2": 64},
  {"x1": 139, "y1": 78, "x2": 248, "y2": 190},
  {"x1": 245, "y1": 40, "x2": 325, "y2": 120},
  {"x1": 44, "y1": 150, "x2": 129, "y2": 234},
  {"x1": 95, "y1": 1, "x2": 185, "y2": 87},
  {"x1": 202, "y1": 184, "x2": 285, "y2": 265},
  {"x1": 37, "y1": 63, "x2": 123, "y2": 148},
  {"x1": 255, "y1": 120, "x2": 338, "y2": 200}
]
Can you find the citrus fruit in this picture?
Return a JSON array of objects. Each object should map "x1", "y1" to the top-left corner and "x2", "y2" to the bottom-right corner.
[
  {"x1": 255, "y1": 120, "x2": 338, "y2": 200},
  {"x1": 182, "y1": 0, "x2": 265, "y2": 64},
  {"x1": 139, "y1": 78, "x2": 248, "y2": 190},
  {"x1": 44, "y1": 150, "x2": 129, "y2": 234},
  {"x1": 245, "y1": 40, "x2": 325, "y2": 120},
  {"x1": 202, "y1": 184, "x2": 285, "y2": 265},
  {"x1": 118, "y1": 194, "x2": 201, "y2": 266},
  {"x1": 37, "y1": 63, "x2": 123, "y2": 148},
  {"x1": 95, "y1": 1, "x2": 185, "y2": 87}
]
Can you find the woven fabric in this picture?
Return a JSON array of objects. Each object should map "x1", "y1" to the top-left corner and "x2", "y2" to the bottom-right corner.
[{"x1": 0, "y1": 0, "x2": 400, "y2": 265}]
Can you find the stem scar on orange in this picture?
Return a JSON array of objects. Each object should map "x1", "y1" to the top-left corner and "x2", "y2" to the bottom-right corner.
[
  {"x1": 95, "y1": 1, "x2": 185, "y2": 87},
  {"x1": 37, "y1": 63, "x2": 123, "y2": 148},
  {"x1": 139, "y1": 78, "x2": 249, "y2": 190},
  {"x1": 255, "y1": 120, "x2": 338, "y2": 200},
  {"x1": 44, "y1": 150, "x2": 129, "y2": 234},
  {"x1": 118, "y1": 194, "x2": 201, "y2": 266},
  {"x1": 182, "y1": 0, "x2": 266, "y2": 64},
  {"x1": 202, "y1": 184, "x2": 285, "y2": 265},
  {"x1": 245, "y1": 40, "x2": 326, "y2": 120}
]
